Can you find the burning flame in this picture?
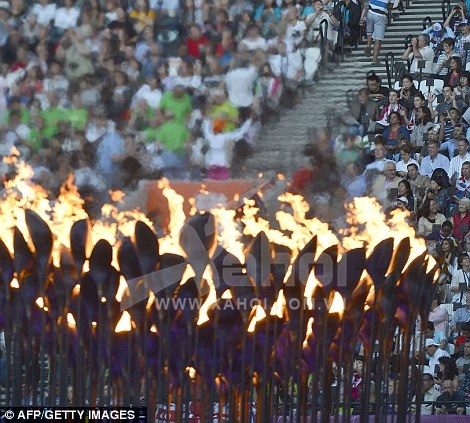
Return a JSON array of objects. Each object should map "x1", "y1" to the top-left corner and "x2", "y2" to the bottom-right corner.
[
  {"x1": 115, "y1": 311, "x2": 132, "y2": 333},
  {"x1": 67, "y1": 313, "x2": 76, "y2": 328},
  {"x1": 247, "y1": 304, "x2": 267, "y2": 332}
]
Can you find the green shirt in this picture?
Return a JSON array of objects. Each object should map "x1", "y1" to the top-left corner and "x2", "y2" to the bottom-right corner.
[
  {"x1": 210, "y1": 101, "x2": 239, "y2": 132},
  {"x1": 40, "y1": 108, "x2": 68, "y2": 138},
  {"x1": 156, "y1": 120, "x2": 190, "y2": 152},
  {"x1": 64, "y1": 108, "x2": 89, "y2": 131},
  {"x1": 159, "y1": 91, "x2": 192, "y2": 123}
]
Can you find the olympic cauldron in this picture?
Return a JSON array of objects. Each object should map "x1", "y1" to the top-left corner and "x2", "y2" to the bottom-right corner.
[{"x1": 0, "y1": 162, "x2": 439, "y2": 422}]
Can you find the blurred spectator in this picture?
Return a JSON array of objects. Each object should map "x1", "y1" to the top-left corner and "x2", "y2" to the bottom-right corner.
[
  {"x1": 434, "y1": 86, "x2": 464, "y2": 117},
  {"x1": 455, "y1": 71, "x2": 470, "y2": 103},
  {"x1": 436, "y1": 239, "x2": 458, "y2": 301},
  {"x1": 30, "y1": 0, "x2": 57, "y2": 27},
  {"x1": 336, "y1": 0, "x2": 361, "y2": 48},
  {"x1": 407, "y1": 162, "x2": 431, "y2": 202},
  {"x1": 365, "y1": 138, "x2": 389, "y2": 172},
  {"x1": 397, "y1": 179, "x2": 416, "y2": 214},
  {"x1": 350, "y1": 87, "x2": 379, "y2": 132},
  {"x1": 426, "y1": 220, "x2": 455, "y2": 243},
  {"x1": 436, "y1": 357, "x2": 460, "y2": 389}
]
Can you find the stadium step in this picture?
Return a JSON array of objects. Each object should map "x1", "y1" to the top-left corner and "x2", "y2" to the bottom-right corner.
[{"x1": 235, "y1": 0, "x2": 444, "y2": 179}]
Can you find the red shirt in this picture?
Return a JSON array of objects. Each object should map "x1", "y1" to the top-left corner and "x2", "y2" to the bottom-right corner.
[
  {"x1": 452, "y1": 212, "x2": 470, "y2": 241},
  {"x1": 186, "y1": 35, "x2": 210, "y2": 59}
]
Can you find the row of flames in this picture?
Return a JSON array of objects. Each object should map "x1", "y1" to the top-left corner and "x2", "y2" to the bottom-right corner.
[{"x1": 2, "y1": 155, "x2": 437, "y2": 335}]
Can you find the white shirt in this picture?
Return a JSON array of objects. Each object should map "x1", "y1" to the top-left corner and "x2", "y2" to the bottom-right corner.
[
  {"x1": 30, "y1": 3, "x2": 57, "y2": 26},
  {"x1": 396, "y1": 158, "x2": 419, "y2": 175},
  {"x1": 202, "y1": 119, "x2": 252, "y2": 168},
  {"x1": 365, "y1": 158, "x2": 391, "y2": 172},
  {"x1": 409, "y1": 45, "x2": 435, "y2": 74},
  {"x1": 239, "y1": 36, "x2": 268, "y2": 52},
  {"x1": 448, "y1": 152, "x2": 470, "y2": 180},
  {"x1": 132, "y1": 85, "x2": 163, "y2": 109},
  {"x1": 269, "y1": 52, "x2": 303, "y2": 81},
  {"x1": 225, "y1": 65, "x2": 258, "y2": 108},
  {"x1": 286, "y1": 20, "x2": 307, "y2": 47},
  {"x1": 428, "y1": 348, "x2": 450, "y2": 376},
  {"x1": 54, "y1": 7, "x2": 80, "y2": 30}
]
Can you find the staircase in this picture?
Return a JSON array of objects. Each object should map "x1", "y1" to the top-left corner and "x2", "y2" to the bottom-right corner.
[{"x1": 236, "y1": 0, "x2": 445, "y2": 180}]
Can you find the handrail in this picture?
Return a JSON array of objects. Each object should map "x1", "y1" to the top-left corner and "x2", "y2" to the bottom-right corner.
[
  {"x1": 319, "y1": 18, "x2": 330, "y2": 58},
  {"x1": 422, "y1": 16, "x2": 432, "y2": 30},
  {"x1": 384, "y1": 52, "x2": 395, "y2": 89},
  {"x1": 441, "y1": 0, "x2": 450, "y2": 21}
]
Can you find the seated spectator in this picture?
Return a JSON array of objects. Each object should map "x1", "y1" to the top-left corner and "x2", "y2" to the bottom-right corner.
[
  {"x1": 405, "y1": 92, "x2": 425, "y2": 132},
  {"x1": 376, "y1": 90, "x2": 406, "y2": 127},
  {"x1": 447, "y1": 19, "x2": 470, "y2": 69},
  {"x1": 255, "y1": 0, "x2": 281, "y2": 38},
  {"x1": 54, "y1": 0, "x2": 80, "y2": 34},
  {"x1": 304, "y1": 0, "x2": 339, "y2": 46},
  {"x1": 451, "y1": 256, "x2": 470, "y2": 306},
  {"x1": 340, "y1": 160, "x2": 368, "y2": 198},
  {"x1": 426, "y1": 339, "x2": 451, "y2": 377},
  {"x1": 439, "y1": 108, "x2": 463, "y2": 145},
  {"x1": 441, "y1": 125, "x2": 464, "y2": 160},
  {"x1": 435, "y1": 86, "x2": 465, "y2": 118},
  {"x1": 436, "y1": 357, "x2": 460, "y2": 390},
  {"x1": 229, "y1": 0, "x2": 254, "y2": 23},
  {"x1": 335, "y1": 133, "x2": 362, "y2": 169},
  {"x1": 239, "y1": 24, "x2": 268, "y2": 53},
  {"x1": 426, "y1": 220, "x2": 456, "y2": 244},
  {"x1": 437, "y1": 238, "x2": 458, "y2": 301},
  {"x1": 370, "y1": 161, "x2": 402, "y2": 208},
  {"x1": 402, "y1": 34, "x2": 435, "y2": 76},
  {"x1": 129, "y1": 0, "x2": 156, "y2": 34},
  {"x1": 456, "y1": 341, "x2": 470, "y2": 381},
  {"x1": 449, "y1": 138, "x2": 470, "y2": 182},
  {"x1": 434, "y1": 37, "x2": 457, "y2": 77},
  {"x1": 349, "y1": 87, "x2": 379, "y2": 133},
  {"x1": 451, "y1": 198, "x2": 470, "y2": 241},
  {"x1": 365, "y1": 138, "x2": 389, "y2": 172},
  {"x1": 456, "y1": 161, "x2": 470, "y2": 200},
  {"x1": 383, "y1": 112, "x2": 410, "y2": 160},
  {"x1": 422, "y1": 22, "x2": 453, "y2": 51},
  {"x1": 455, "y1": 71, "x2": 470, "y2": 103},
  {"x1": 159, "y1": 83, "x2": 193, "y2": 123},
  {"x1": 446, "y1": 56, "x2": 464, "y2": 88},
  {"x1": 418, "y1": 198, "x2": 446, "y2": 237},
  {"x1": 30, "y1": 0, "x2": 57, "y2": 27},
  {"x1": 407, "y1": 162, "x2": 431, "y2": 202},
  {"x1": 410, "y1": 106, "x2": 434, "y2": 152},
  {"x1": 396, "y1": 145, "x2": 419, "y2": 177},
  {"x1": 397, "y1": 179, "x2": 416, "y2": 214},
  {"x1": 398, "y1": 74, "x2": 419, "y2": 112},
  {"x1": 420, "y1": 140, "x2": 450, "y2": 178},
  {"x1": 411, "y1": 372, "x2": 440, "y2": 415},
  {"x1": 434, "y1": 379, "x2": 466, "y2": 415},
  {"x1": 366, "y1": 73, "x2": 389, "y2": 103}
]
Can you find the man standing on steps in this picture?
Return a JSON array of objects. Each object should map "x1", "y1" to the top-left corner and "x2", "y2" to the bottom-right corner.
[{"x1": 364, "y1": 0, "x2": 393, "y2": 65}]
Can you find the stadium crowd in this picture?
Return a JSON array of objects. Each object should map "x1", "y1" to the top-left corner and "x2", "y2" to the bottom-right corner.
[{"x1": 0, "y1": 0, "x2": 358, "y2": 196}]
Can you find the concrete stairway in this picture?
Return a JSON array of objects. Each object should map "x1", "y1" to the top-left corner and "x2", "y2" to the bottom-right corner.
[{"x1": 236, "y1": 0, "x2": 446, "y2": 180}]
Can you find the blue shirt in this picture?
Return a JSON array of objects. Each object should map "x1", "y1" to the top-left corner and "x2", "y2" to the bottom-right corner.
[{"x1": 420, "y1": 154, "x2": 450, "y2": 177}]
